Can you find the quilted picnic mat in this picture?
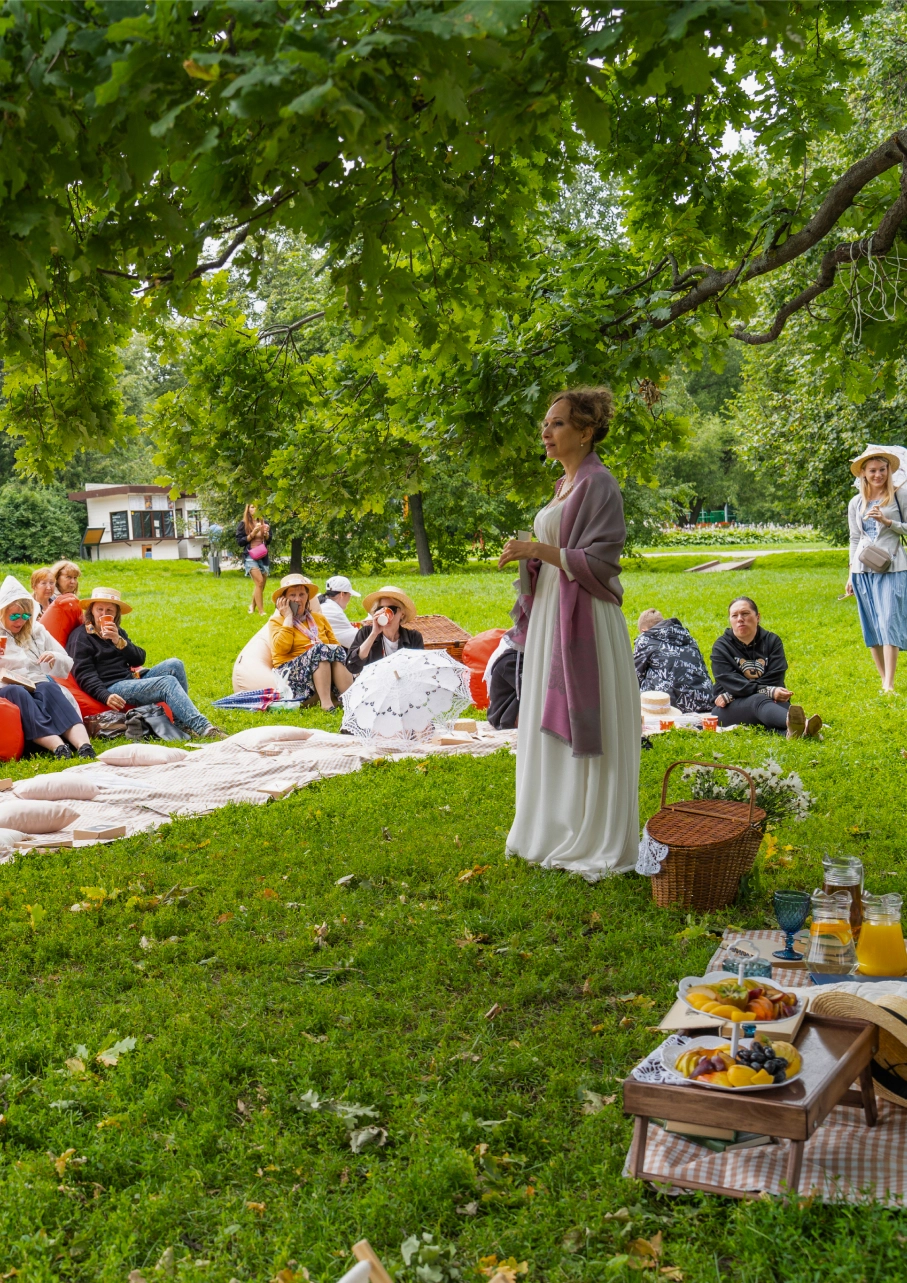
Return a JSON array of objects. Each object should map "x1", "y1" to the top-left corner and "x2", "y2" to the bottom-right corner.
[{"x1": 3, "y1": 726, "x2": 517, "y2": 852}]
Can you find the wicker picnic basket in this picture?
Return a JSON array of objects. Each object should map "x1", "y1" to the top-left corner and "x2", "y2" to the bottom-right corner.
[
  {"x1": 645, "y1": 760, "x2": 766, "y2": 911},
  {"x1": 413, "y1": 614, "x2": 472, "y2": 662}
]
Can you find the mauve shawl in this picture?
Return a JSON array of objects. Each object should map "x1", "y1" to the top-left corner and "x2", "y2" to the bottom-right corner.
[{"x1": 508, "y1": 452, "x2": 626, "y2": 757}]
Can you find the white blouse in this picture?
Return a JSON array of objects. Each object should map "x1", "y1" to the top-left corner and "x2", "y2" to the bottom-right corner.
[{"x1": 0, "y1": 620, "x2": 74, "y2": 683}]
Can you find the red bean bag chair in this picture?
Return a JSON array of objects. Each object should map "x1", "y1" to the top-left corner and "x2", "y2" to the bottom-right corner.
[
  {"x1": 461, "y1": 628, "x2": 506, "y2": 711},
  {"x1": 0, "y1": 697, "x2": 25, "y2": 762},
  {"x1": 42, "y1": 598, "x2": 173, "y2": 722}
]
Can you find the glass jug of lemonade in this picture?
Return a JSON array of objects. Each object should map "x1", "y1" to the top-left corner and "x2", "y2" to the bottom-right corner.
[
  {"x1": 806, "y1": 890, "x2": 857, "y2": 974},
  {"x1": 856, "y1": 893, "x2": 907, "y2": 977}
]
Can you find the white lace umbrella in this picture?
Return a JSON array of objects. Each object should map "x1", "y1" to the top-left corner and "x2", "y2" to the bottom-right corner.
[{"x1": 341, "y1": 649, "x2": 473, "y2": 742}]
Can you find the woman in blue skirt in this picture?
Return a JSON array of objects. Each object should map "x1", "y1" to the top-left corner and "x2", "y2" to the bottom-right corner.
[{"x1": 846, "y1": 446, "x2": 907, "y2": 693}]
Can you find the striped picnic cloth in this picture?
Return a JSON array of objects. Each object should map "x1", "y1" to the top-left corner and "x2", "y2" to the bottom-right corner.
[
  {"x1": 708, "y1": 928, "x2": 814, "y2": 988},
  {"x1": 211, "y1": 688, "x2": 284, "y2": 710},
  {"x1": 626, "y1": 1100, "x2": 907, "y2": 1204}
]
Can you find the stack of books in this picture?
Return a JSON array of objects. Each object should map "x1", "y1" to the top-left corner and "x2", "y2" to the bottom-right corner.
[{"x1": 655, "y1": 1119, "x2": 776, "y2": 1153}]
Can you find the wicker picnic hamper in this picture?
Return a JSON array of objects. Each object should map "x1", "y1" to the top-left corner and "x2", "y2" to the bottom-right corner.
[
  {"x1": 645, "y1": 760, "x2": 766, "y2": 911},
  {"x1": 413, "y1": 614, "x2": 472, "y2": 663}
]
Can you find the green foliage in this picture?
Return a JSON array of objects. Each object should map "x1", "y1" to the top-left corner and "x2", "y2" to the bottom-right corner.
[
  {"x1": 0, "y1": 559, "x2": 903, "y2": 1277},
  {"x1": 0, "y1": 0, "x2": 886, "y2": 478},
  {"x1": 0, "y1": 483, "x2": 83, "y2": 562}
]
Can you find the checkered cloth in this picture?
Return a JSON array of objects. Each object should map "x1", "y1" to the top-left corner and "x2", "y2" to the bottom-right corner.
[
  {"x1": 708, "y1": 928, "x2": 815, "y2": 988},
  {"x1": 626, "y1": 1100, "x2": 907, "y2": 1204}
]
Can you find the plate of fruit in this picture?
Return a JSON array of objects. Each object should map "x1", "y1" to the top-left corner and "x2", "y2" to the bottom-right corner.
[
  {"x1": 663, "y1": 1034, "x2": 803, "y2": 1091},
  {"x1": 677, "y1": 973, "x2": 801, "y2": 1024}
]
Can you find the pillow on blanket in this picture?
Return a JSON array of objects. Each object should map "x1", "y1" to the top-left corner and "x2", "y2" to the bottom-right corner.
[
  {"x1": 0, "y1": 799, "x2": 79, "y2": 833},
  {"x1": 0, "y1": 826, "x2": 28, "y2": 846},
  {"x1": 226, "y1": 726, "x2": 315, "y2": 749},
  {"x1": 98, "y1": 744, "x2": 188, "y2": 767},
  {"x1": 14, "y1": 774, "x2": 100, "y2": 802}
]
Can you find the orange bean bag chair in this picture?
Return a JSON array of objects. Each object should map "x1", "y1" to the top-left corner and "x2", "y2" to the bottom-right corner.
[
  {"x1": 0, "y1": 696, "x2": 26, "y2": 762},
  {"x1": 42, "y1": 598, "x2": 173, "y2": 722},
  {"x1": 461, "y1": 628, "x2": 506, "y2": 711}
]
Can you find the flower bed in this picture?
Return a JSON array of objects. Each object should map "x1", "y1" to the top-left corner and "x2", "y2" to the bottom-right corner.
[{"x1": 657, "y1": 524, "x2": 819, "y2": 547}]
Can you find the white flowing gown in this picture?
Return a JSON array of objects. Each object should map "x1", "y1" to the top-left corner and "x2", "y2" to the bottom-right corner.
[{"x1": 505, "y1": 500, "x2": 640, "y2": 880}]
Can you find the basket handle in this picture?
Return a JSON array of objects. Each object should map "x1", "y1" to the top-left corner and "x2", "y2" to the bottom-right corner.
[{"x1": 660, "y1": 760, "x2": 757, "y2": 826}]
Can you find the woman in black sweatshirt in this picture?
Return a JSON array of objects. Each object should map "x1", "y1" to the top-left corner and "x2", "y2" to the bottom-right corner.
[{"x1": 710, "y1": 597, "x2": 822, "y2": 738}]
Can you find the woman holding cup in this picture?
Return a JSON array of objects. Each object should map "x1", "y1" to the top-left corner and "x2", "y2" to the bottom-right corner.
[
  {"x1": 236, "y1": 504, "x2": 271, "y2": 616},
  {"x1": 269, "y1": 574, "x2": 353, "y2": 711},
  {"x1": 345, "y1": 587, "x2": 424, "y2": 674},
  {"x1": 845, "y1": 446, "x2": 907, "y2": 693},
  {"x1": 0, "y1": 574, "x2": 93, "y2": 759}
]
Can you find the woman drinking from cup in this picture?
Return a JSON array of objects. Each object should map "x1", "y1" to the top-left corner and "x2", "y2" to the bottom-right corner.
[
  {"x1": 845, "y1": 446, "x2": 907, "y2": 693},
  {"x1": 269, "y1": 575, "x2": 353, "y2": 711},
  {"x1": 345, "y1": 587, "x2": 424, "y2": 673},
  {"x1": 0, "y1": 574, "x2": 94, "y2": 759},
  {"x1": 236, "y1": 504, "x2": 271, "y2": 616}
]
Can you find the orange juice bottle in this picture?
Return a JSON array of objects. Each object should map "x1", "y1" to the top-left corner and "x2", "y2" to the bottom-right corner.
[{"x1": 856, "y1": 894, "x2": 907, "y2": 977}]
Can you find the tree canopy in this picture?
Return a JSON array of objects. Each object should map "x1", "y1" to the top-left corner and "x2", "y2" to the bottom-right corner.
[{"x1": 1, "y1": 0, "x2": 902, "y2": 479}]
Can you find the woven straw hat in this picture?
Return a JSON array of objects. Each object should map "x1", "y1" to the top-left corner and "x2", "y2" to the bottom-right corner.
[
  {"x1": 78, "y1": 586, "x2": 132, "y2": 615},
  {"x1": 850, "y1": 445, "x2": 901, "y2": 477},
  {"x1": 810, "y1": 988, "x2": 907, "y2": 1107},
  {"x1": 272, "y1": 574, "x2": 319, "y2": 604},
  {"x1": 361, "y1": 585, "x2": 417, "y2": 625}
]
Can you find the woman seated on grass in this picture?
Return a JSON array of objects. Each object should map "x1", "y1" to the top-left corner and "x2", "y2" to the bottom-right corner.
[
  {"x1": 67, "y1": 587, "x2": 226, "y2": 740},
  {"x1": 269, "y1": 575, "x2": 353, "y2": 712},
  {"x1": 711, "y1": 596, "x2": 822, "y2": 739},
  {"x1": 0, "y1": 575, "x2": 95, "y2": 759},
  {"x1": 49, "y1": 559, "x2": 81, "y2": 603},
  {"x1": 30, "y1": 567, "x2": 56, "y2": 618},
  {"x1": 346, "y1": 587, "x2": 424, "y2": 674}
]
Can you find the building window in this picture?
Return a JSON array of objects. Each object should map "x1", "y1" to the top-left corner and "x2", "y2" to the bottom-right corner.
[
  {"x1": 186, "y1": 509, "x2": 203, "y2": 536},
  {"x1": 144, "y1": 494, "x2": 153, "y2": 510},
  {"x1": 132, "y1": 511, "x2": 175, "y2": 539},
  {"x1": 110, "y1": 511, "x2": 129, "y2": 541}
]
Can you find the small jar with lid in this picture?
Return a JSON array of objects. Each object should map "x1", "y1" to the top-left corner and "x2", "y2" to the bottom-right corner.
[{"x1": 856, "y1": 893, "x2": 907, "y2": 977}]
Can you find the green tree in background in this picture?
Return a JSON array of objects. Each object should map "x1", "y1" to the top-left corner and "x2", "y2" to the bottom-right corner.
[{"x1": 0, "y1": 483, "x2": 83, "y2": 562}]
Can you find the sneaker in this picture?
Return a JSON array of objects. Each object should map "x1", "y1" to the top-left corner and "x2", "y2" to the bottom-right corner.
[
  {"x1": 53, "y1": 744, "x2": 74, "y2": 759},
  {"x1": 785, "y1": 704, "x2": 806, "y2": 739},
  {"x1": 805, "y1": 714, "x2": 823, "y2": 738},
  {"x1": 199, "y1": 724, "x2": 228, "y2": 740},
  {"x1": 77, "y1": 744, "x2": 97, "y2": 759}
]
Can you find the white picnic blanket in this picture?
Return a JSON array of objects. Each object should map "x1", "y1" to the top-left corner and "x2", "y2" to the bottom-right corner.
[{"x1": 5, "y1": 726, "x2": 518, "y2": 850}]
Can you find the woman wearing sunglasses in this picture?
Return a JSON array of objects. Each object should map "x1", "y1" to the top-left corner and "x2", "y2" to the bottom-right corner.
[
  {"x1": 0, "y1": 575, "x2": 94, "y2": 759},
  {"x1": 345, "y1": 587, "x2": 423, "y2": 674}
]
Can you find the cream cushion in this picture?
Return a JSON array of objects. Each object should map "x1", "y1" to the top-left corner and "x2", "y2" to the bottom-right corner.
[
  {"x1": 226, "y1": 726, "x2": 315, "y2": 749},
  {"x1": 98, "y1": 744, "x2": 188, "y2": 767},
  {"x1": 0, "y1": 799, "x2": 80, "y2": 833},
  {"x1": 233, "y1": 622, "x2": 276, "y2": 693},
  {"x1": 0, "y1": 827, "x2": 28, "y2": 846},
  {"x1": 14, "y1": 774, "x2": 100, "y2": 802}
]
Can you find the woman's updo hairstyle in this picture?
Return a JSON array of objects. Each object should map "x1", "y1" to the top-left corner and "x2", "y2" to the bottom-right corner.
[{"x1": 548, "y1": 385, "x2": 614, "y2": 445}]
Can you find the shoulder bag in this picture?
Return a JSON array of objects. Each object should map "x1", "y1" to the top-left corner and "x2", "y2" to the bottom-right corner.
[{"x1": 858, "y1": 490, "x2": 906, "y2": 573}]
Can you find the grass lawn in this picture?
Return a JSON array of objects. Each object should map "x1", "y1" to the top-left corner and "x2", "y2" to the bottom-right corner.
[{"x1": 0, "y1": 556, "x2": 905, "y2": 1283}]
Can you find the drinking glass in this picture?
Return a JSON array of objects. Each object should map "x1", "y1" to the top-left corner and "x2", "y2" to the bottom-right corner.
[{"x1": 773, "y1": 890, "x2": 811, "y2": 960}]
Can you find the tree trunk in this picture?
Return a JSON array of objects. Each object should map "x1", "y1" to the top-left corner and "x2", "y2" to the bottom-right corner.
[
  {"x1": 408, "y1": 492, "x2": 434, "y2": 575},
  {"x1": 289, "y1": 537, "x2": 303, "y2": 573},
  {"x1": 689, "y1": 498, "x2": 703, "y2": 525}
]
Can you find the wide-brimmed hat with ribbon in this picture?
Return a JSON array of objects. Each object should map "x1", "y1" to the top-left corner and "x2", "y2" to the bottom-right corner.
[
  {"x1": 850, "y1": 445, "x2": 903, "y2": 478},
  {"x1": 361, "y1": 585, "x2": 418, "y2": 625},
  {"x1": 78, "y1": 586, "x2": 132, "y2": 615},
  {"x1": 810, "y1": 987, "x2": 907, "y2": 1108},
  {"x1": 271, "y1": 574, "x2": 319, "y2": 604}
]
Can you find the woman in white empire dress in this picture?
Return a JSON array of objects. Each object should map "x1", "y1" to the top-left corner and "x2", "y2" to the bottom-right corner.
[{"x1": 498, "y1": 387, "x2": 640, "y2": 880}]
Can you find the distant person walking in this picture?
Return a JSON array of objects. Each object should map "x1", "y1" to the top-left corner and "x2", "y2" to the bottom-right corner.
[
  {"x1": 845, "y1": 446, "x2": 907, "y2": 693},
  {"x1": 498, "y1": 386, "x2": 640, "y2": 881},
  {"x1": 236, "y1": 505, "x2": 271, "y2": 615}
]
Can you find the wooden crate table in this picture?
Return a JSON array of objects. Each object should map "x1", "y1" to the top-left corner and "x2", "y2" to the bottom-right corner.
[
  {"x1": 413, "y1": 614, "x2": 471, "y2": 662},
  {"x1": 623, "y1": 1012, "x2": 877, "y2": 1198}
]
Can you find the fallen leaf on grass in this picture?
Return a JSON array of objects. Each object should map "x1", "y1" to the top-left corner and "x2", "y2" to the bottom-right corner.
[
  {"x1": 50, "y1": 1148, "x2": 85, "y2": 1176},
  {"x1": 216, "y1": 912, "x2": 234, "y2": 925},
  {"x1": 349, "y1": 1124, "x2": 387, "y2": 1153},
  {"x1": 335, "y1": 873, "x2": 357, "y2": 886},
  {"x1": 660, "y1": 1270, "x2": 684, "y2": 1281},
  {"x1": 619, "y1": 1016, "x2": 634, "y2": 1029},
  {"x1": 582, "y1": 978, "x2": 592, "y2": 995},
  {"x1": 64, "y1": 1057, "x2": 85, "y2": 1076},
  {"x1": 246, "y1": 1201, "x2": 266, "y2": 1214},
  {"x1": 271, "y1": 1270, "x2": 310, "y2": 1283},
  {"x1": 96, "y1": 1116, "x2": 124, "y2": 1130},
  {"x1": 627, "y1": 1232, "x2": 663, "y2": 1267},
  {"x1": 484, "y1": 1002, "x2": 503, "y2": 1020},
  {"x1": 260, "y1": 888, "x2": 279, "y2": 900},
  {"x1": 457, "y1": 864, "x2": 491, "y2": 883},
  {"x1": 455, "y1": 927, "x2": 490, "y2": 947},
  {"x1": 478, "y1": 1257, "x2": 528, "y2": 1283},
  {"x1": 579, "y1": 1090, "x2": 617, "y2": 1114},
  {"x1": 562, "y1": 1227, "x2": 586, "y2": 1253},
  {"x1": 96, "y1": 1037, "x2": 136, "y2": 1068},
  {"x1": 128, "y1": 1271, "x2": 147, "y2": 1283},
  {"x1": 603, "y1": 1207, "x2": 631, "y2": 1221},
  {"x1": 456, "y1": 1201, "x2": 478, "y2": 1216}
]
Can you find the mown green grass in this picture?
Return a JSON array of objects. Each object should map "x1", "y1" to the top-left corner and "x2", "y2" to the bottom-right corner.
[{"x1": 0, "y1": 557, "x2": 905, "y2": 1283}]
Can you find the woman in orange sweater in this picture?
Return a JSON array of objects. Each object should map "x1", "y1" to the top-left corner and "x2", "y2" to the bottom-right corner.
[{"x1": 269, "y1": 575, "x2": 353, "y2": 712}]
